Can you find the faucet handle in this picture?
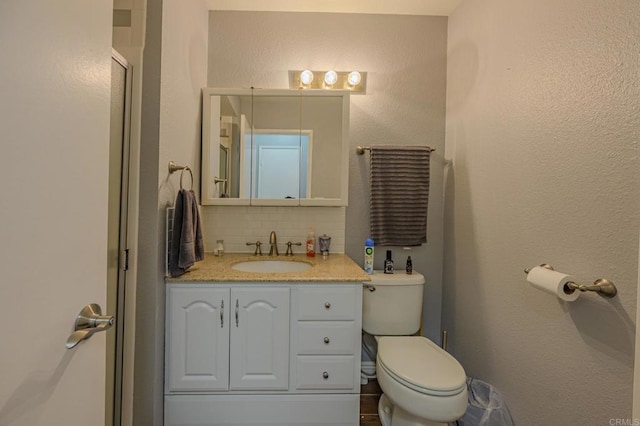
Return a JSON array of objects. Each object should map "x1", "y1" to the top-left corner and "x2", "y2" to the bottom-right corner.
[
  {"x1": 246, "y1": 241, "x2": 263, "y2": 256},
  {"x1": 285, "y1": 241, "x2": 302, "y2": 256}
]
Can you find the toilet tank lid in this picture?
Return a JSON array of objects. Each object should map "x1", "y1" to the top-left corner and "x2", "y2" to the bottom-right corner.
[{"x1": 366, "y1": 270, "x2": 425, "y2": 285}]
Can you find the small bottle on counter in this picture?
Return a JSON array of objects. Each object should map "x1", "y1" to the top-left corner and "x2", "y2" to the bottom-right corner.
[
  {"x1": 306, "y1": 227, "x2": 316, "y2": 257},
  {"x1": 215, "y1": 239, "x2": 225, "y2": 256},
  {"x1": 406, "y1": 256, "x2": 412, "y2": 275},
  {"x1": 319, "y1": 234, "x2": 331, "y2": 257},
  {"x1": 384, "y1": 250, "x2": 394, "y2": 274}
]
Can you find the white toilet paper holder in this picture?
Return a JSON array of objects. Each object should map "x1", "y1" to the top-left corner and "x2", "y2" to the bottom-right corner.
[{"x1": 524, "y1": 264, "x2": 617, "y2": 298}]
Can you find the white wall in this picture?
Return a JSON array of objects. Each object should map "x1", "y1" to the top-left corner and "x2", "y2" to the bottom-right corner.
[
  {"x1": 208, "y1": 11, "x2": 449, "y2": 342},
  {"x1": 134, "y1": 0, "x2": 209, "y2": 425},
  {"x1": 444, "y1": 0, "x2": 640, "y2": 423}
]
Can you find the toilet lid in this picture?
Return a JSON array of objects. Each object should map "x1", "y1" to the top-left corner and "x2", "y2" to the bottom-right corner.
[{"x1": 377, "y1": 336, "x2": 466, "y2": 397}]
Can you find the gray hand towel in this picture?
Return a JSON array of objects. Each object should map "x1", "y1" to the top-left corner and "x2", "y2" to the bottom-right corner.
[
  {"x1": 369, "y1": 145, "x2": 431, "y2": 246},
  {"x1": 169, "y1": 189, "x2": 204, "y2": 277}
]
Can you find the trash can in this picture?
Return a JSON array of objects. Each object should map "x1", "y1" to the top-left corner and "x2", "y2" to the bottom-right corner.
[{"x1": 453, "y1": 377, "x2": 514, "y2": 426}]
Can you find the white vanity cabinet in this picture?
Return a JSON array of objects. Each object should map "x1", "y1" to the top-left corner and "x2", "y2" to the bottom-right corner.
[
  {"x1": 165, "y1": 282, "x2": 362, "y2": 426},
  {"x1": 166, "y1": 286, "x2": 230, "y2": 391},
  {"x1": 166, "y1": 286, "x2": 290, "y2": 392}
]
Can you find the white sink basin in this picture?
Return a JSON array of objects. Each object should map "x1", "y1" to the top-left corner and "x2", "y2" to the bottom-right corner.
[{"x1": 231, "y1": 259, "x2": 313, "y2": 273}]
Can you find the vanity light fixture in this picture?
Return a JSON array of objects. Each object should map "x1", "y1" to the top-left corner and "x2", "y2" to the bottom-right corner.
[
  {"x1": 324, "y1": 70, "x2": 338, "y2": 86},
  {"x1": 289, "y1": 69, "x2": 367, "y2": 94},
  {"x1": 347, "y1": 71, "x2": 362, "y2": 86},
  {"x1": 300, "y1": 69, "x2": 314, "y2": 85}
]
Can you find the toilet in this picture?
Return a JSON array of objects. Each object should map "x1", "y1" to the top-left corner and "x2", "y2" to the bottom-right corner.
[{"x1": 363, "y1": 271, "x2": 468, "y2": 426}]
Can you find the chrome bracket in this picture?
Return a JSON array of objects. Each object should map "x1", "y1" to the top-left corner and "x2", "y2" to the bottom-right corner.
[{"x1": 566, "y1": 278, "x2": 617, "y2": 298}]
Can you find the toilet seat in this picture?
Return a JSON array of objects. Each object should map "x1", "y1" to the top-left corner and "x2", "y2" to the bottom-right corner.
[{"x1": 377, "y1": 336, "x2": 466, "y2": 397}]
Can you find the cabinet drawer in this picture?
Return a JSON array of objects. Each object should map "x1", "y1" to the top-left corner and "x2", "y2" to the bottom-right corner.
[
  {"x1": 295, "y1": 356, "x2": 356, "y2": 390},
  {"x1": 297, "y1": 322, "x2": 356, "y2": 355},
  {"x1": 297, "y1": 287, "x2": 357, "y2": 320}
]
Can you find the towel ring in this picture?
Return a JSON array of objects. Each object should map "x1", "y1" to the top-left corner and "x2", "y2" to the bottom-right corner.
[
  {"x1": 180, "y1": 167, "x2": 193, "y2": 190},
  {"x1": 168, "y1": 161, "x2": 194, "y2": 190}
]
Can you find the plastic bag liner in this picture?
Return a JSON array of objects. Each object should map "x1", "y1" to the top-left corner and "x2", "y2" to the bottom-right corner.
[{"x1": 452, "y1": 377, "x2": 514, "y2": 426}]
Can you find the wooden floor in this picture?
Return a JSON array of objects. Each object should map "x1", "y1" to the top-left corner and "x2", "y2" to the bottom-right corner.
[{"x1": 360, "y1": 379, "x2": 383, "y2": 426}]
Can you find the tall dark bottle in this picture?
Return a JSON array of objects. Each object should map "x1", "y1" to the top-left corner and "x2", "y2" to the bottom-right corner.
[
  {"x1": 384, "y1": 250, "x2": 394, "y2": 274},
  {"x1": 406, "y1": 256, "x2": 413, "y2": 275}
]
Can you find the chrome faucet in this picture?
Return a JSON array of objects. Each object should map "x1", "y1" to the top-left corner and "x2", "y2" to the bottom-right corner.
[
  {"x1": 246, "y1": 241, "x2": 263, "y2": 256},
  {"x1": 268, "y1": 231, "x2": 279, "y2": 256},
  {"x1": 285, "y1": 241, "x2": 302, "y2": 256}
]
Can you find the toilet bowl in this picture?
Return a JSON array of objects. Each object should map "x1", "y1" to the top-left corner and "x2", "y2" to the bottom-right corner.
[
  {"x1": 362, "y1": 272, "x2": 467, "y2": 425},
  {"x1": 376, "y1": 336, "x2": 467, "y2": 426}
]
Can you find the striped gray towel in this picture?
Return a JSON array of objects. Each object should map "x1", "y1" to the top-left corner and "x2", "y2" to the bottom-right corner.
[{"x1": 369, "y1": 145, "x2": 431, "y2": 246}]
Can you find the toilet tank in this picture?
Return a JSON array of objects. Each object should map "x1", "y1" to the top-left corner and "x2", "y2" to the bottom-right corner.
[{"x1": 362, "y1": 271, "x2": 425, "y2": 336}]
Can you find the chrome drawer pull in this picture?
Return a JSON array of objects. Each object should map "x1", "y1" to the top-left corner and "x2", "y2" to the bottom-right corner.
[
  {"x1": 323, "y1": 337, "x2": 330, "y2": 344},
  {"x1": 220, "y1": 300, "x2": 224, "y2": 328},
  {"x1": 324, "y1": 302, "x2": 331, "y2": 309},
  {"x1": 322, "y1": 371, "x2": 329, "y2": 379}
]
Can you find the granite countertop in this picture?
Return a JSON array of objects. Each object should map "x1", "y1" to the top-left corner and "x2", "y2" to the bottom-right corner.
[{"x1": 166, "y1": 252, "x2": 371, "y2": 283}]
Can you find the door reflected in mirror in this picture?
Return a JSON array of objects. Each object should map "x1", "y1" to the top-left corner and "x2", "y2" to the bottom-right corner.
[
  {"x1": 251, "y1": 131, "x2": 311, "y2": 199},
  {"x1": 201, "y1": 88, "x2": 349, "y2": 206}
]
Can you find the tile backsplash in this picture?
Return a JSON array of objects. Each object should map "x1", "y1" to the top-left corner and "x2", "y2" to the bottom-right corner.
[{"x1": 201, "y1": 206, "x2": 346, "y2": 254}]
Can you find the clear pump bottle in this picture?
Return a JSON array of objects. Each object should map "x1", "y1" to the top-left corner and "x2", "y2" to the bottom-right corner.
[{"x1": 306, "y1": 227, "x2": 316, "y2": 257}]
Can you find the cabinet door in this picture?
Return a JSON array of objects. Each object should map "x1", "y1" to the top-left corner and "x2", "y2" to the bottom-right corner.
[
  {"x1": 167, "y1": 286, "x2": 230, "y2": 391},
  {"x1": 230, "y1": 287, "x2": 290, "y2": 390}
]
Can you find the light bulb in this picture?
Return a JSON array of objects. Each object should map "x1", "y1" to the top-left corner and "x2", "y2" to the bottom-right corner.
[
  {"x1": 300, "y1": 70, "x2": 314, "y2": 85},
  {"x1": 324, "y1": 70, "x2": 338, "y2": 86},
  {"x1": 347, "y1": 71, "x2": 362, "y2": 86}
]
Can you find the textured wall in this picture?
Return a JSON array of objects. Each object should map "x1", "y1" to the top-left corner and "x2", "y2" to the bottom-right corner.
[
  {"x1": 444, "y1": 0, "x2": 640, "y2": 423},
  {"x1": 208, "y1": 11, "x2": 448, "y2": 342}
]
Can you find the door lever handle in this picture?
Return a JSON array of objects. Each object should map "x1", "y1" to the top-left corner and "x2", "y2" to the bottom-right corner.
[{"x1": 65, "y1": 303, "x2": 114, "y2": 349}]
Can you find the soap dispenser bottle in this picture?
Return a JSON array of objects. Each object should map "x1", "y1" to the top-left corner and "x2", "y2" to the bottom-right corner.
[
  {"x1": 306, "y1": 227, "x2": 316, "y2": 257},
  {"x1": 384, "y1": 250, "x2": 394, "y2": 274}
]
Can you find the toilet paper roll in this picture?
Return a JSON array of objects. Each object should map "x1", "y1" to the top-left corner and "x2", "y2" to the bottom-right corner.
[{"x1": 526, "y1": 266, "x2": 580, "y2": 302}]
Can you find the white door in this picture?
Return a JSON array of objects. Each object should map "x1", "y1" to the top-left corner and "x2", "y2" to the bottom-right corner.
[
  {"x1": 166, "y1": 286, "x2": 230, "y2": 391},
  {"x1": 230, "y1": 288, "x2": 290, "y2": 390},
  {"x1": 0, "y1": 1, "x2": 113, "y2": 425},
  {"x1": 256, "y1": 146, "x2": 300, "y2": 198}
]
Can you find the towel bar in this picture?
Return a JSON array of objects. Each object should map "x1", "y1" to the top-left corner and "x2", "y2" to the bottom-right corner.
[{"x1": 356, "y1": 145, "x2": 436, "y2": 155}]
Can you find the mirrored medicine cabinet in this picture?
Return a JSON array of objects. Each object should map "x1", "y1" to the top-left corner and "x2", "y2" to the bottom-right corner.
[{"x1": 201, "y1": 88, "x2": 350, "y2": 206}]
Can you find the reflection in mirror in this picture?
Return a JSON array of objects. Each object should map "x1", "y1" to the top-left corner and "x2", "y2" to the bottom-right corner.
[
  {"x1": 201, "y1": 88, "x2": 350, "y2": 206},
  {"x1": 218, "y1": 145, "x2": 227, "y2": 195},
  {"x1": 251, "y1": 130, "x2": 311, "y2": 199},
  {"x1": 301, "y1": 95, "x2": 344, "y2": 200},
  {"x1": 250, "y1": 95, "x2": 302, "y2": 200}
]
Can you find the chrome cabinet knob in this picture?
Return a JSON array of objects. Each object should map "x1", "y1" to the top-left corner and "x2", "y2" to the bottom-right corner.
[
  {"x1": 324, "y1": 302, "x2": 331, "y2": 309},
  {"x1": 323, "y1": 337, "x2": 330, "y2": 344},
  {"x1": 322, "y1": 371, "x2": 329, "y2": 379}
]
